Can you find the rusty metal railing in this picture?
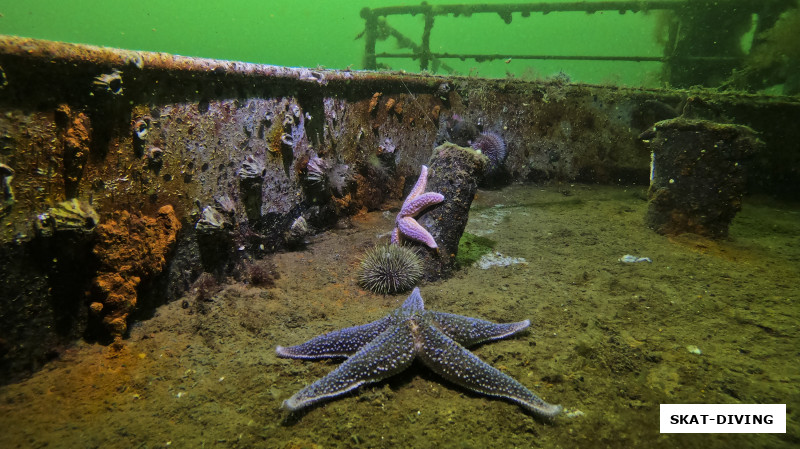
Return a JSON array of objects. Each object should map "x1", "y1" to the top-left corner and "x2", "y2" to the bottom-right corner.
[{"x1": 359, "y1": 0, "x2": 777, "y2": 74}]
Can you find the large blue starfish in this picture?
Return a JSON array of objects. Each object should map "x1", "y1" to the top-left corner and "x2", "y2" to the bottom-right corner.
[
  {"x1": 276, "y1": 288, "x2": 562, "y2": 418},
  {"x1": 391, "y1": 165, "x2": 444, "y2": 249}
]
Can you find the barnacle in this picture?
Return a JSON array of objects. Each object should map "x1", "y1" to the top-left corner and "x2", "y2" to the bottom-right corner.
[
  {"x1": 215, "y1": 195, "x2": 236, "y2": 214},
  {"x1": 287, "y1": 216, "x2": 311, "y2": 243},
  {"x1": 437, "y1": 82, "x2": 451, "y2": 97},
  {"x1": 145, "y1": 147, "x2": 164, "y2": 166},
  {"x1": 280, "y1": 133, "x2": 295, "y2": 147},
  {"x1": 1, "y1": 162, "x2": 14, "y2": 210},
  {"x1": 132, "y1": 117, "x2": 151, "y2": 141},
  {"x1": 35, "y1": 198, "x2": 100, "y2": 237},
  {"x1": 305, "y1": 155, "x2": 351, "y2": 195},
  {"x1": 122, "y1": 51, "x2": 144, "y2": 69},
  {"x1": 297, "y1": 68, "x2": 325, "y2": 84},
  {"x1": 239, "y1": 155, "x2": 266, "y2": 180},
  {"x1": 290, "y1": 103, "x2": 302, "y2": 118},
  {"x1": 305, "y1": 156, "x2": 330, "y2": 185},
  {"x1": 92, "y1": 69, "x2": 123, "y2": 95}
]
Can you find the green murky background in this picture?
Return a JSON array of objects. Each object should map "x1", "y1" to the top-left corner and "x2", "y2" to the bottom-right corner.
[{"x1": 2, "y1": 0, "x2": 679, "y2": 85}]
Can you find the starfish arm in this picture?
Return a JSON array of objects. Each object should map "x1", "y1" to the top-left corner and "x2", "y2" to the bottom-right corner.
[
  {"x1": 400, "y1": 192, "x2": 445, "y2": 217},
  {"x1": 390, "y1": 227, "x2": 401, "y2": 245},
  {"x1": 276, "y1": 314, "x2": 398, "y2": 359},
  {"x1": 406, "y1": 165, "x2": 429, "y2": 201},
  {"x1": 400, "y1": 287, "x2": 425, "y2": 311},
  {"x1": 428, "y1": 311, "x2": 530, "y2": 347},
  {"x1": 397, "y1": 216, "x2": 438, "y2": 249},
  {"x1": 282, "y1": 320, "x2": 418, "y2": 411},
  {"x1": 417, "y1": 322, "x2": 562, "y2": 418}
]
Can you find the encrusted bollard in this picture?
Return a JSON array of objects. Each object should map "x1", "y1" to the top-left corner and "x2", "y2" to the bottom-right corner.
[
  {"x1": 419, "y1": 143, "x2": 487, "y2": 280},
  {"x1": 641, "y1": 118, "x2": 763, "y2": 238}
]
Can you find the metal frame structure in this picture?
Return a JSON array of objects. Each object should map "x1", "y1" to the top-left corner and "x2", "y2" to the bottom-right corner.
[{"x1": 359, "y1": 0, "x2": 787, "y2": 75}]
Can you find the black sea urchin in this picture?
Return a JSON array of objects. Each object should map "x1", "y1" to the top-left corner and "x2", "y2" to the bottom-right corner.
[
  {"x1": 357, "y1": 244, "x2": 423, "y2": 295},
  {"x1": 471, "y1": 131, "x2": 506, "y2": 170}
]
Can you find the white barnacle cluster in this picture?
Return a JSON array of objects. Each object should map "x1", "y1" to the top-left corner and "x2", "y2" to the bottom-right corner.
[
  {"x1": 238, "y1": 155, "x2": 266, "y2": 181},
  {"x1": 195, "y1": 205, "x2": 230, "y2": 234}
]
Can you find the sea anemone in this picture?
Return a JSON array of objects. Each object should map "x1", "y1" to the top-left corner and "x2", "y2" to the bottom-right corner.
[
  {"x1": 470, "y1": 131, "x2": 507, "y2": 171},
  {"x1": 357, "y1": 244, "x2": 423, "y2": 295}
]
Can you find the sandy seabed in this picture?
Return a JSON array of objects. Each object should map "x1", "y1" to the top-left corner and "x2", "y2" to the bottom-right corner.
[{"x1": 1, "y1": 183, "x2": 798, "y2": 449}]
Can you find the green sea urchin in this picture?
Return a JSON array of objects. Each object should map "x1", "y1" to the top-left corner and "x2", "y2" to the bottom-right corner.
[{"x1": 357, "y1": 244, "x2": 422, "y2": 294}]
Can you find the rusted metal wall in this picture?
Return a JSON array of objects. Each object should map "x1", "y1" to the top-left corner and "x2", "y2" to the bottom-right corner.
[{"x1": 0, "y1": 35, "x2": 798, "y2": 381}]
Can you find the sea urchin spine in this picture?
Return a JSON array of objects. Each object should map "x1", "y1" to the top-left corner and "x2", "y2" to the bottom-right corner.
[
  {"x1": 470, "y1": 131, "x2": 506, "y2": 170},
  {"x1": 357, "y1": 244, "x2": 423, "y2": 295}
]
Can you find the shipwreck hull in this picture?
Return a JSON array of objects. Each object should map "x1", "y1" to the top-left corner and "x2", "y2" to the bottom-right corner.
[{"x1": 0, "y1": 35, "x2": 798, "y2": 382}]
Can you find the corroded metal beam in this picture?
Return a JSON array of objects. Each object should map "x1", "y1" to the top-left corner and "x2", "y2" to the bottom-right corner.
[{"x1": 367, "y1": 0, "x2": 769, "y2": 17}]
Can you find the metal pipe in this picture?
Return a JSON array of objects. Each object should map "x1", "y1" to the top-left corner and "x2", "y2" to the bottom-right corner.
[{"x1": 367, "y1": 0, "x2": 769, "y2": 17}]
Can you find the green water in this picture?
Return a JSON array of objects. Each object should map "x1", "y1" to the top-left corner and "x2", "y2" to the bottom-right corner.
[{"x1": 1, "y1": 0, "x2": 672, "y2": 86}]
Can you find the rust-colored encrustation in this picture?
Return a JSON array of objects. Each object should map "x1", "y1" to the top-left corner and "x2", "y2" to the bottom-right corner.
[{"x1": 91, "y1": 205, "x2": 181, "y2": 341}]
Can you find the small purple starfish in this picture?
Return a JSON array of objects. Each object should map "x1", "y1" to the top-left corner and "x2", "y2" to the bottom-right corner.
[{"x1": 391, "y1": 165, "x2": 444, "y2": 249}]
